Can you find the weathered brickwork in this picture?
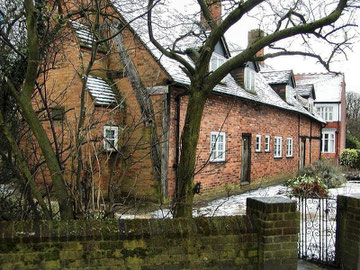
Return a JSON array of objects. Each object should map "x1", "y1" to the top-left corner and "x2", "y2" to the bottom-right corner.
[
  {"x1": 168, "y1": 90, "x2": 323, "y2": 196},
  {"x1": 25, "y1": 1, "x2": 323, "y2": 201},
  {"x1": 336, "y1": 194, "x2": 360, "y2": 270},
  {"x1": 247, "y1": 197, "x2": 299, "y2": 270},
  {"x1": 0, "y1": 197, "x2": 298, "y2": 270},
  {"x1": 25, "y1": 5, "x2": 169, "y2": 200}
]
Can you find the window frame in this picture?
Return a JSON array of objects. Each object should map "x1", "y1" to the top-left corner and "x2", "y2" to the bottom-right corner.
[
  {"x1": 210, "y1": 131, "x2": 226, "y2": 162},
  {"x1": 274, "y1": 136, "x2": 282, "y2": 158},
  {"x1": 286, "y1": 138, "x2": 294, "y2": 157},
  {"x1": 321, "y1": 130, "x2": 335, "y2": 153},
  {"x1": 210, "y1": 53, "x2": 226, "y2": 72},
  {"x1": 316, "y1": 106, "x2": 334, "y2": 121},
  {"x1": 244, "y1": 67, "x2": 256, "y2": 91},
  {"x1": 264, "y1": 135, "x2": 270, "y2": 152},
  {"x1": 255, "y1": 135, "x2": 262, "y2": 152},
  {"x1": 103, "y1": 125, "x2": 119, "y2": 151}
]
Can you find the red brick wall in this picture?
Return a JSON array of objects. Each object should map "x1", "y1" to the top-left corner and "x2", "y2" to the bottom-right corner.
[
  {"x1": 168, "y1": 89, "x2": 322, "y2": 195},
  {"x1": 26, "y1": 9, "x2": 169, "y2": 200}
]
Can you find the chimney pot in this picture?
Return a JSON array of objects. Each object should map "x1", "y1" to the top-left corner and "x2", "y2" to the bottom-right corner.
[{"x1": 201, "y1": 0, "x2": 222, "y2": 28}]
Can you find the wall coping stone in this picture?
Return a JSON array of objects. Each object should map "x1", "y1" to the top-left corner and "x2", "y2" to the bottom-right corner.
[
  {"x1": 247, "y1": 197, "x2": 297, "y2": 213},
  {"x1": 0, "y1": 215, "x2": 256, "y2": 243}
]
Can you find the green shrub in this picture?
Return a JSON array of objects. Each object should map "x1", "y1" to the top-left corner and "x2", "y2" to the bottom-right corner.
[
  {"x1": 286, "y1": 175, "x2": 328, "y2": 197},
  {"x1": 298, "y1": 160, "x2": 346, "y2": 188},
  {"x1": 346, "y1": 134, "x2": 360, "y2": 149},
  {"x1": 340, "y1": 149, "x2": 360, "y2": 169}
]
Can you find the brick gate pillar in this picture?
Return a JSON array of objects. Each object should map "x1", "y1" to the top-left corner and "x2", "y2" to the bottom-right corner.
[
  {"x1": 336, "y1": 194, "x2": 360, "y2": 270},
  {"x1": 246, "y1": 197, "x2": 299, "y2": 270}
]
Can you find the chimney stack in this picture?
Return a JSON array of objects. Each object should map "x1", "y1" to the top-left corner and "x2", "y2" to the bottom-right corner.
[
  {"x1": 201, "y1": 0, "x2": 222, "y2": 28},
  {"x1": 248, "y1": 29, "x2": 265, "y2": 65}
]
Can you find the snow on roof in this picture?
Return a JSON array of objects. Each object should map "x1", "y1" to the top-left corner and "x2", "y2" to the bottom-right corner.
[
  {"x1": 295, "y1": 73, "x2": 344, "y2": 102},
  {"x1": 295, "y1": 84, "x2": 314, "y2": 98},
  {"x1": 260, "y1": 70, "x2": 293, "y2": 85},
  {"x1": 71, "y1": 20, "x2": 95, "y2": 46},
  {"x1": 86, "y1": 75, "x2": 117, "y2": 106},
  {"x1": 112, "y1": 0, "x2": 323, "y2": 123}
]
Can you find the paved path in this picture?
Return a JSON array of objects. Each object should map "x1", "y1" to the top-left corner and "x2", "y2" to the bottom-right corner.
[{"x1": 297, "y1": 260, "x2": 332, "y2": 269}]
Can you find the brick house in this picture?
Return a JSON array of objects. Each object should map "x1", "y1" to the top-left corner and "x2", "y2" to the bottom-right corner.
[
  {"x1": 294, "y1": 73, "x2": 346, "y2": 161},
  {"x1": 29, "y1": 0, "x2": 326, "y2": 201}
]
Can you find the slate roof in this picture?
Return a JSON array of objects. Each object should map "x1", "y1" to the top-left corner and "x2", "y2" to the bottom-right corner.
[
  {"x1": 71, "y1": 20, "x2": 95, "y2": 46},
  {"x1": 295, "y1": 73, "x2": 343, "y2": 102},
  {"x1": 295, "y1": 84, "x2": 315, "y2": 99},
  {"x1": 112, "y1": 0, "x2": 324, "y2": 123},
  {"x1": 260, "y1": 70, "x2": 293, "y2": 85},
  {"x1": 86, "y1": 75, "x2": 117, "y2": 106}
]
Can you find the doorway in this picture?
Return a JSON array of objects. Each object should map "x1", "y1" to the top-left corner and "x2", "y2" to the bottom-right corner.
[
  {"x1": 241, "y1": 133, "x2": 251, "y2": 184},
  {"x1": 299, "y1": 137, "x2": 306, "y2": 169}
]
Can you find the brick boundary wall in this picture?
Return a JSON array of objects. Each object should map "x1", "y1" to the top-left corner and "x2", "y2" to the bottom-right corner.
[
  {"x1": 0, "y1": 197, "x2": 298, "y2": 270},
  {"x1": 336, "y1": 194, "x2": 360, "y2": 270}
]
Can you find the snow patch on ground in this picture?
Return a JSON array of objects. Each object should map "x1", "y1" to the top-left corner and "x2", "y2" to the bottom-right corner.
[{"x1": 119, "y1": 181, "x2": 360, "y2": 219}]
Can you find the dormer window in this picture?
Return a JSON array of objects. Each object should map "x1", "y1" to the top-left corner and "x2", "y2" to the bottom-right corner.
[
  {"x1": 210, "y1": 53, "x2": 226, "y2": 71},
  {"x1": 244, "y1": 67, "x2": 256, "y2": 91},
  {"x1": 71, "y1": 20, "x2": 96, "y2": 47}
]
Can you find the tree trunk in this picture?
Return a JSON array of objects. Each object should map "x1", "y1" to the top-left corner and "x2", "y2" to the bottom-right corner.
[
  {"x1": 173, "y1": 88, "x2": 208, "y2": 218},
  {"x1": 0, "y1": 108, "x2": 52, "y2": 219},
  {"x1": 16, "y1": 93, "x2": 74, "y2": 219}
]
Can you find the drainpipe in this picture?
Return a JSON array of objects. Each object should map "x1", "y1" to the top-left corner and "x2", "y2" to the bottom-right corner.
[
  {"x1": 298, "y1": 114, "x2": 301, "y2": 170},
  {"x1": 337, "y1": 103, "x2": 340, "y2": 159},
  {"x1": 310, "y1": 120, "x2": 312, "y2": 164},
  {"x1": 320, "y1": 123, "x2": 326, "y2": 160}
]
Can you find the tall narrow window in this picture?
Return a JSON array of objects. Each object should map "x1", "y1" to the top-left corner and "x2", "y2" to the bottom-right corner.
[
  {"x1": 322, "y1": 131, "x2": 335, "y2": 153},
  {"x1": 104, "y1": 126, "x2": 119, "y2": 151},
  {"x1": 244, "y1": 67, "x2": 256, "y2": 91},
  {"x1": 210, "y1": 53, "x2": 226, "y2": 71},
  {"x1": 274, "y1": 136, "x2": 282, "y2": 158},
  {"x1": 210, "y1": 132, "x2": 226, "y2": 162},
  {"x1": 265, "y1": 136, "x2": 270, "y2": 152},
  {"x1": 255, "y1": 135, "x2": 261, "y2": 152},
  {"x1": 286, "y1": 138, "x2": 293, "y2": 157}
]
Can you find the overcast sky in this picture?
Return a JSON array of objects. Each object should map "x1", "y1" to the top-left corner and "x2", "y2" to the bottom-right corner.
[
  {"x1": 172, "y1": 0, "x2": 360, "y2": 95},
  {"x1": 225, "y1": 12, "x2": 360, "y2": 95},
  {"x1": 226, "y1": 27, "x2": 360, "y2": 95}
]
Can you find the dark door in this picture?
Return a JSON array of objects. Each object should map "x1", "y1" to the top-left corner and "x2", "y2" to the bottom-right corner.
[
  {"x1": 300, "y1": 138, "x2": 306, "y2": 169},
  {"x1": 241, "y1": 134, "x2": 251, "y2": 184}
]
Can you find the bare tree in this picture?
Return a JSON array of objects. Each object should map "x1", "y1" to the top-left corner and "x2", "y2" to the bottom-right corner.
[
  {"x1": 346, "y1": 91, "x2": 360, "y2": 144},
  {"x1": 141, "y1": 0, "x2": 359, "y2": 217}
]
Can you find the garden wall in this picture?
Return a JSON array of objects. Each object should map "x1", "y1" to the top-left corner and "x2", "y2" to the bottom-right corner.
[{"x1": 0, "y1": 197, "x2": 298, "y2": 270}]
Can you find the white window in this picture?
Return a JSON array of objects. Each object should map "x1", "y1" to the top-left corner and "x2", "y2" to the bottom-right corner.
[
  {"x1": 322, "y1": 131, "x2": 335, "y2": 153},
  {"x1": 104, "y1": 126, "x2": 119, "y2": 151},
  {"x1": 265, "y1": 135, "x2": 270, "y2": 152},
  {"x1": 274, "y1": 136, "x2": 282, "y2": 158},
  {"x1": 316, "y1": 106, "x2": 333, "y2": 121},
  {"x1": 210, "y1": 132, "x2": 226, "y2": 162},
  {"x1": 210, "y1": 53, "x2": 226, "y2": 71},
  {"x1": 255, "y1": 135, "x2": 261, "y2": 152},
  {"x1": 244, "y1": 67, "x2": 256, "y2": 91},
  {"x1": 286, "y1": 138, "x2": 293, "y2": 157}
]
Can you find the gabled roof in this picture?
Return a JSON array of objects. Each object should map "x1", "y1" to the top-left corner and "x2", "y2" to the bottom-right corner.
[
  {"x1": 295, "y1": 84, "x2": 316, "y2": 99},
  {"x1": 86, "y1": 75, "x2": 117, "y2": 106},
  {"x1": 295, "y1": 73, "x2": 344, "y2": 102},
  {"x1": 260, "y1": 70, "x2": 295, "y2": 87},
  {"x1": 112, "y1": 1, "x2": 323, "y2": 123}
]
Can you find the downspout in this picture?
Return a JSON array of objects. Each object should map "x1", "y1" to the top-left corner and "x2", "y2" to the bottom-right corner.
[
  {"x1": 310, "y1": 120, "x2": 312, "y2": 164},
  {"x1": 320, "y1": 123, "x2": 326, "y2": 160},
  {"x1": 337, "y1": 103, "x2": 340, "y2": 159},
  {"x1": 298, "y1": 114, "x2": 301, "y2": 170}
]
